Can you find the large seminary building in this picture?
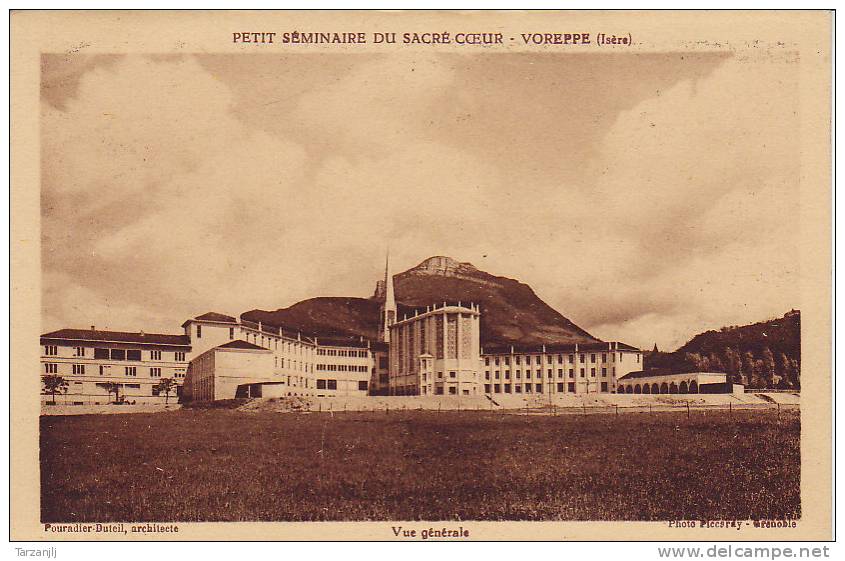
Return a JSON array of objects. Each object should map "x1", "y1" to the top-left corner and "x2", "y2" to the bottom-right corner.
[{"x1": 40, "y1": 257, "x2": 645, "y2": 404}]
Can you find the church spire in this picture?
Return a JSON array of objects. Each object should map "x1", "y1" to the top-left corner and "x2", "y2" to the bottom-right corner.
[{"x1": 380, "y1": 250, "x2": 397, "y2": 342}]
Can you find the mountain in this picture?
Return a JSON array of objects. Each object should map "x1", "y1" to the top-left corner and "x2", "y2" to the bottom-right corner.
[
  {"x1": 241, "y1": 256, "x2": 599, "y2": 346},
  {"x1": 644, "y1": 310, "x2": 801, "y2": 389}
]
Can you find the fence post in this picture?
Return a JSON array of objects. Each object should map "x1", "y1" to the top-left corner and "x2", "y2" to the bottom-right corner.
[
  {"x1": 686, "y1": 401, "x2": 690, "y2": 420},
  {"x1": 582, "y1": 403, "x2": 587, "y2": 417},
  {"x1": 729, "y1": 402, "x2": 732, "y2": 415},
  {"x1": 777, "y1": 402, "x2": 781, "y2": 420},
  {"x1": 615, "y1": 404, "x2": 618, "y2": 416},
  {"x1": 649, "y1": 404, "x2": 652, "y2": 415},
  {"x1": 319, "y1": 402, "x2": 322, "y2": 413}
]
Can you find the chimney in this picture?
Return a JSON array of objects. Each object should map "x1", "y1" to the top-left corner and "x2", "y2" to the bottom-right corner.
[{"x1": 90, "y1": 325, "x2": 95, "y2": 331}]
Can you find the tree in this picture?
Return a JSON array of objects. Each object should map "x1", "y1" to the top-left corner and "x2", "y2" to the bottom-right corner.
[
  {"x1": 789, "y1": 358, "x2": 801, "y2": 390},
  {"x1": 42, "y1": 375, "x2": 68, "y2": 404},
  {"x1": 684, "y1": 352, "x2": 703, "y2": 372},
  {"x1": 761, "y1": 347, "x2": 776, "y2": 388},
  {"x1": 723, "y1": 347, "x2": 743, "y2": 383},
  {"x1": 742, "y1": 351, "x2": 757, "y2": 387},
  {"x1": 778, "y1": 353, "x2": 794, "y2": 389},
  {"x1": 103, "y1": 382, "x2": 122, "y2": 404},
  {"x1": 708, "y1": 351, "x2": 725, "y2": 373},
  {"x1": 752, "y1": 359, "x2": 765, "y2": 389},
  {"x1": 155, "y1": 378, "x2": 177, "y2": 404}
]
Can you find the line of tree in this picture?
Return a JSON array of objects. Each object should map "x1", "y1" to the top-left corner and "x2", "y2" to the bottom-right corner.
[
  {"x1": 644, "y1": 310, "x2": 800, "y2": 390},
  {"x1": 42, "y1": 376, "x2": 178, "y2": 404},
  {"x1": 679, "y1": 347, "x2": 800, "y2": 389}
]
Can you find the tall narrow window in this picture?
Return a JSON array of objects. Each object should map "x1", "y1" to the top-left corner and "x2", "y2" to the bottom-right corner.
[{"x1": 196, "y1": 325, "x2": 202, "y2": 338}]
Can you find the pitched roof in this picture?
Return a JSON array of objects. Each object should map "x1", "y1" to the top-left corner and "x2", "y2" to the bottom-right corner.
[
  {"x1": 314, "y1": 336, "x2": 372, "y2": 349},
  {"x1": 193, "y1": 312, "x2": 237, "y2": 323},
  {"x1": 40, "y1": 328, "x2": 190, "y2": 347},
  {"x1": 216, "y1": 340, "x2": 269, "y2": 351},
  {"x1": 481, "y1": 341, "x2": 641, "y2": 354}
]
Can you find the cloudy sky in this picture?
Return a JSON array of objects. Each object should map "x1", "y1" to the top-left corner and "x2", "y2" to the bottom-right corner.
[{"x1": 41, "y1": 50, "x2": 800, "y2": 349}]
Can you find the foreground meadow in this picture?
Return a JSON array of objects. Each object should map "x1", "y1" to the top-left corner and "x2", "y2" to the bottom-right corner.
[{"x1": 40, "y1": 409, "x2": 799, "y2": 522}]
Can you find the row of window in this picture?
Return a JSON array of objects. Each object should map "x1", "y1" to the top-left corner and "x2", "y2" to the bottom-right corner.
[
  {"x1": 273, "y1": 356, "x2": 312, "y2": 372},
  {"x1": 195, "y1": 323, "x2": 319, "y2": 357},
  {"x1": 421, "y1": 371, "x2": 459, "y2": 381},
  {"x1": 315, "y1": 364, "x2": 369, "y2": 372},
  {"x1": 484, "y1": 382, "x2": 610, "y2": 394},
  {"x1": 315, "y1": 379, "x2": 369, "y2": 391},
  {"x1": 46, "y1": 363, "x2": 184, "y2": 378},
  {"x1": 484, "y1": 352, "x2": 638, "y2": 367},
  {"x1": 44, "y1": 346, "x2": 186, "y2": 362},
  {"x1": 484, "y1": 367, "x2": 613, "y2": 380},
  {"x1": 316, "y1": 348, "x2": 369, "y2": 357}
]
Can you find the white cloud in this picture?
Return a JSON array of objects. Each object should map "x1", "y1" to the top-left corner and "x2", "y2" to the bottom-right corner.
[{"x1": 41, "y1": 53, "x2": 801, "y2": 350}]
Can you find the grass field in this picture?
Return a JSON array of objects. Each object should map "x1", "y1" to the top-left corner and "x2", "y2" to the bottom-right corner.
[{"x1": 40, "y1": 409, "x2": 800, "y2": 522}]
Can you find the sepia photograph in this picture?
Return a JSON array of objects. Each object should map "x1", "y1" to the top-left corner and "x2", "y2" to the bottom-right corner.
[{"x1": 10, "y1": 9, "x2": 832, "y2": 542}]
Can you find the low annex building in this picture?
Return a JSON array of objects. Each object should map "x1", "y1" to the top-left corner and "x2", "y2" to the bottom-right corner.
[
  {"x1": 616, "y1": 370, "x2": 743, "y2": 394},
  {"x1": 182, "y1": 340, "x2": 277, "y2": 401}
]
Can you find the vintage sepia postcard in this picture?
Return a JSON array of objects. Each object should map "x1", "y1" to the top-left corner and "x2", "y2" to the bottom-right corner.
[{"x1": 10, "y1": 10, "x2": 833, "y2": 542}]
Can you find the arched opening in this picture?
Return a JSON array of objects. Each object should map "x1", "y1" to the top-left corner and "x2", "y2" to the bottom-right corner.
[
  {"x1": 626, "y1": 385, "x2": 634, "y2": 394},
  {"x1": 680, "y1": 381, "x2": 688, "y2": 394},
  {"x1": 689, "y1": 381, "x2": 698, "y2": 393},
  {"x1": 642, "y1": 383, "x2": 651, "y2": 394},
  {"x1": 660, "y1": 382, "x2": 669, "y2": 394},
  {"x1": 634, "y1": 384, "x2": 642, "y2": 394},
  {"x1": 652, "y1": 383, "x2": 659, "y2": 394},
  {"x1": 669, "y1": 382, "x2": 679, "y2": 394}
]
